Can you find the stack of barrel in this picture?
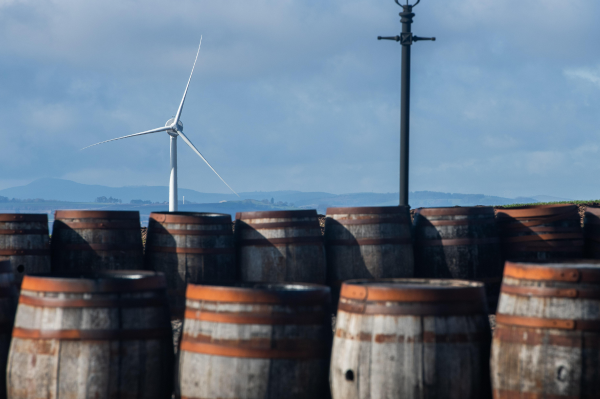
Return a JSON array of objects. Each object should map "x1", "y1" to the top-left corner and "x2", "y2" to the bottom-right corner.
[{"x1": 1, "y1": 201, "x2": 598, "y2": 399}]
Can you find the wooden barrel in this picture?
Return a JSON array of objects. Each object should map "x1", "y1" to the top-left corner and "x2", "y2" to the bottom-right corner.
[
  {"x1": 413, "y1": 206, "x2": 503, "y2": 310},
  {"x1": 51, "y1": 210, "x2": 144, "y2": 272},
  {"x1": 491, "y1": 260, "x2": 600, "y2": 398},
  {"x1": 324, "y1": 206, "x2": 414, "y2": 306},
  {"x1": 495, "y1": 204, "x2": 584, "y2": 261},
  {"x1": 7, "y1": 270, "x2": 173, "y2": 399},
  {"x1": 144, "y1": 212, "x2": 236, "y2": 318},
  {"x1": 0, "y1": 213, "x2": 50, "y2": 285},
  {"x1": 331, "y1": 279, "x2": 491, "y2": 399},
  {"x1": 236, "y1": 210, "x2": 326, "y2": 283},
  {"x1": 178, "y1": 282, "x2": 331, "y2": 399},
  {"x1": 584, "y1": 206, "x2": 600, "y2": 258},
  {"x1": 0, "y1": 258, "x2": 18, "y2": 399}
]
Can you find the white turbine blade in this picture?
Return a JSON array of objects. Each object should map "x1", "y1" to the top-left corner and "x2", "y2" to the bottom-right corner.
[
  {"x1": 173, "y1": 36, "x2": 202, "y2": 126},
  {"x1": 178, "y1": 131, "x2": 240, "y2": 197},
  {"x1": 80, "y1": 126, "x2": 170, "y2": 150}
]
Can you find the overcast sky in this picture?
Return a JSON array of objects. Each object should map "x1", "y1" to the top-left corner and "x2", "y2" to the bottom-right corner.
[{"x1": 0, "y1": 0, "x2": 599, "y2": 199}]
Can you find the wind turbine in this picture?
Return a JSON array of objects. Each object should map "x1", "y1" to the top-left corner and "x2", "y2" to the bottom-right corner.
[{"x1": 82, "y1": 36, "x2": 239, "y2": 212}]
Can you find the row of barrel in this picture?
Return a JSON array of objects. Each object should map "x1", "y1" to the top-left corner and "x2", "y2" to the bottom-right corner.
[
  {"x1": 0, "y1": 204, "x2": 597, "y2": 315},
  {"x1": 0, "y1": 258, "x2": 597, "y2": 398}
]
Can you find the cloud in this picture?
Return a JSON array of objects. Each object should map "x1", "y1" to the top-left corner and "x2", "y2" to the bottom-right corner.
[
  {"x1": 0, "y1": 0, "x2": 598, "y2": 198},
  {"x1": 564, "y1": 66, "x2": 600, "y2": 88}
]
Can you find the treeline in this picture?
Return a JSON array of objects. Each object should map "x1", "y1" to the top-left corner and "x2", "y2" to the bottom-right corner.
[
  {"x1": 0, "y1": 196, "x2": 54, "y2": 203},
  {"x1": 258, "y1": 198, "x2": 295, "y2": 206}
]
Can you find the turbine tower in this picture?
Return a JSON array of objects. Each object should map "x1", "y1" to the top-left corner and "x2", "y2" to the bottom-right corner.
[{"x1": 82, "y1": 37, "x2": 239, "y2": 212}]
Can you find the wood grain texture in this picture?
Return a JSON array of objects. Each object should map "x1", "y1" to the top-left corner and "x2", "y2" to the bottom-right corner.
[
  {"x1": 0, "y1": 214, "x2": 50, "y2": 285},
  {"x1": 492, "y1": 260, "x2": 600, "y2": 399},
  {"x1": 330, "y1": 279, "x2": 492, "y2": 399},
  {"x1": 51, "y1": 211, "x2": 144, "y2": 273},
  {"x1": 324, "y1": 206, "x2": 414, "y2": 307},
  {"x1": 177, "y1": 283, "x2": 331, "y2": 399},
  {"x1": 6, "y1": 272, "x2": 173, "y2": 399},
  {"x1": 236, "y1": 210, "x2": 326, "y2": 284},
  {"x1": 145, "y1": 212, "x2": 236, "y2": 318},
  {"x1": 413, "y1": 207, "x2": 503, "y2": 311}
]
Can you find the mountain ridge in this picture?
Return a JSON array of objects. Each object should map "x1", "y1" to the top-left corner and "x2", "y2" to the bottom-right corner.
[{"x1": 0, "y1": 178, "x2": 541, "y2": 212}]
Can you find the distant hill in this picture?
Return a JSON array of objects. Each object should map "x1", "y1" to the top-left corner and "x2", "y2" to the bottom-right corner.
[{"x1": 0, "y1": 178, "x2": 542, "y2": 216}]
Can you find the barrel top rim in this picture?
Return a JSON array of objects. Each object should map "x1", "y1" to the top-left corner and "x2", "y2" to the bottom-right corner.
[
  {"x1": 507, "y1": 259, "x2": 600, "y2": 269},
  {"x1": 186, "y1": 282, "x2": 330, "y2": 304},
  {"x1": 340, "y1": 278, "x2": 486, "y2": 303},
  {"x1": 236, "y1": 210, "x2": 317, "y2": 220},
  {"x1": 504, "y1": 260, "x2": 600, "y2": 282},
  {"x1": 22, "y1": 271, "x2": 166, "y2": 292},
  {"x1": 415, "y1": 206, "x2": 494, "y2": 216},
  {"x1": 496, "y1": 204, "x2": 577, "y2": 218},
  {"x1": 55, "y1": 210, "x2": 140, "y2": 220},
  {"x1": 149, "y1": 211, "x2": 231, "y2": 224},
  {"x1": 326, "y1": 206, "x2": 409, "y2": 215},
  {"x1": 0, "y1": 213, "x2": 48, "y2": 222}
]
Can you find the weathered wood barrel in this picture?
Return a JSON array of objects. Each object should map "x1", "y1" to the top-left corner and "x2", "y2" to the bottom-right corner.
[
  {"x1": 0, "y1": 213, "x2": 50, "y2": 285},
  {"x1": 331, "y1": 279, "x2": 491, "y2": 399},
  {"x1": 324, "y1": 206, "x2": 414, "y2": 306},
  {"x1": 178, "y1": 282, "x2": 331, "y2": 399},
  {"x1": 236, "y1": 210, "x2": 326, "y2": 283},
  {"x1": 584, "y1": 205, "x2": 600, "y2": 258},
  {"x1": 0, "y1": 258, "x2": 18, "y2": 399},
  {"x1": 495, "y1": 204, "x2": 584, "y2": 261},
  {"x1": 413, "y1": 206, "x2": 503, "y2": 310},
  {"x1": 144, "y1": 211, "x2": 236, "y2": 318},
  {"x1": 7, "y1": 271, "x2": 173, "y2": 399},
  {"x1": 492, "y1": 260, "x2": 600, "y2": 398},
  {"x1": 51, "y1": 210, "x2": 144, "y2": 272}
]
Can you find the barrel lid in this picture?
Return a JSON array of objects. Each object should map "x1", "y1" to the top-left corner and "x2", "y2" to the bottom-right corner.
[
  {"x1": 150, "y1": 212, "x2": 231, "y2": 224},
  {"x1": 0, "y1": 257, "x2": 10, "y2": 272},
  {"x1": 496, "y1": 204, "x2": 577, "y2": 219},
  {"x1": 504, "y1": 260, "x2": 600, "y2": 283},
  {"x1": 21, "y1": 271, "x2": 166, "y2": 293},
  {"x1": 236, "y1": 210, "x2": 317, "y2": 220},
  {"x1": 55, "y1": 210, "x2": 140, "y2": 220},
  {"x1": 415, "y1": 206, "x2": 494, "y2": 216},
  {"x1": 340, "y1": 279, "x2": 485, "y2": 302},
  {"x1": 186, "y1": 282, "x2": 330, "y2": 305},
  {"x1": 326, "y1": 206, "x2": 409, "y2": 215},
  {"x1": 0, "y1": 213, "x2": 48, "y2": 222}
]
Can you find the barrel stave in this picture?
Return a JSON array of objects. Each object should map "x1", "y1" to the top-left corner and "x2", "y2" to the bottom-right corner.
[
  {"x1": 496, "y1": 205, "x2": 584, "y2": 261},
  {"x1": 492, "y1": 261, "x2": 600, "y2": 398},
  {"x1": 145, "y1": 212, "x2": 236, "y2": 318},
  {"x1": 51, "y1": 213, "x2": 144, "y2": 272},
  {"x1": 0, "y1": 215, "x2": 50, "y2": 283},
  {"x1": 178, "y1": 283, "x2": 331, "y2": 399},
  {"x1": 7, "y1": 273, "x2": 173, "y2": 399},
  {"x1": 333, "y1": 308, "x2": 490, "y2": 399},
  {"x1": 330, "y1": 279, "x2": 491, "y2": 399},
  {"x1": 325, "y1": 207, "x2": 414, "y2": 310},
  {"x1": 237, "y1": 211, "x2": 326, "y2": 284}
]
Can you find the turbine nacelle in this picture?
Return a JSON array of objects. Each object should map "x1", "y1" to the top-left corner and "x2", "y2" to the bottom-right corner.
[{"x1": 166, "y1": 118, "x2": 183, "y2": 133}]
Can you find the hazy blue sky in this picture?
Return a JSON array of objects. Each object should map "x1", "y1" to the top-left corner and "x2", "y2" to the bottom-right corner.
[{"x1": 0, "y1": 0, "x2": 599, "y2": 199}]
